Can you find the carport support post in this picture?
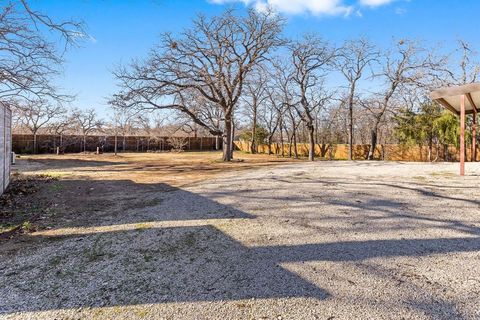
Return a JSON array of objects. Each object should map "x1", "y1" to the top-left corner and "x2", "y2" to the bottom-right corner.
[
  {"x1": 473, "y1": 105, "x2": 477, "y2": 162},
  {"x1": 460, "y1": 94, "x2": 466, "y2": 176}
]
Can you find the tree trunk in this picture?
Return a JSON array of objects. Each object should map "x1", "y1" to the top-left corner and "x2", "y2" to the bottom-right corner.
[
  {"x1": 83, "y1": 135, "x2": 87, "y2": 153},
  {"x1": 114, "y1": 134, "x2": 118, "y2": 156},
  {"x1": 215, "y1": 135, "x2": 220, "y2": 150},
  {"x1": 348, "y1": 101, "x2": 354, "y2": 161},
  {"x1": 367, "y1": 128, "x2": 377, "y2": 160},
  {"x1": 230, "y1": 117, "x2": 235, "y2": 159},
  {"x1": 52, "y1": 134, "x2": 56, "y2": 154},
  {"x1": 288, "y1": 134, "x2": 293, "y2": 158},
  {"x1": 307, "y1": 124, "x2": 315, "y2": 161},
  {"x1": 428, "y1": 139, "x2": 433, "y2": 162},
  {"x1": 292, "y1": 120, "x2": 298, "y2": 159},
  {"x1": 293, "y1": 129, "x2": 298, "y2": 159},
  {"x1": 223, "y1": 118, "x2": 232, "y2": 161},
  {"x1": 279, "y1": 119, "x2": 285, "y2": 157},
  {"x1": 33, "y1": 132, "x2": 37, "y2": 154},
  {"x1": 251, "y1": 107, "x2": 257, "y2": 154}
]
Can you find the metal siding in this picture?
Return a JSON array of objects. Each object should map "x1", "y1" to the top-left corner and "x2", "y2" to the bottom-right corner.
[
  {"x1": 5, "y1": 107, "x2": 11, "y2": 189},
  {"x1": 0, "y1": 105, "x2": 5, "y2": 193},
  {"x1": 0, "y1": 103, "x2": 11, "y2": 194}
]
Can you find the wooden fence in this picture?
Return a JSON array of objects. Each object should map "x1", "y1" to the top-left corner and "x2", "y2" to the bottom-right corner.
[
  {"x1": 0, "y1": 104, "x2": 12, "y2": 193},
  {"x1": 235, "y1": 141, "x2": 480, "y2": 162},
  {"x1": 13, "y1": 134, "x2": 220, "y2": 154}
]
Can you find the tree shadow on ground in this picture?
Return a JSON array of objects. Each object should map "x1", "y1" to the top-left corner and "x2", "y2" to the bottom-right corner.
[
  {"x1": 0, "y1": 175, "x2": 479, "y2": 318},
  {"x1": 40, "y1": 178, "x2": 253, "y2": 228},
  {"x1": 1, "y1": 222, "x2": 479, "y2": 314}
]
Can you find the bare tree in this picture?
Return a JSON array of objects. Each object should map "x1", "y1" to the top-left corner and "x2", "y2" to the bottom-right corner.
[
  {"x1": 111, "y1": 9, "x2": 285, "y2": 161},
  {"x1": 242, "y1": 67, "x2": 269, "y2": 153},
  {"x1": 271, "y1": 59, "x2": 296, "y2": 157},
  {"x1": 110, "y1": 106, "x2": 140, "y2": 152},
  {"x1": 261, "y1": 74, "x2": 285, "y2": 155},
  {"x1": 47, "y1": 113, "x2": 72, "y2": 153},
  {"x1": 290, "y1": 35, "x2": 336, "y2": 161},
  {"x1": 337, "y1": 38, "x2": 378, "y2": 160},
  {"x1": 167, "y1": 137, "x2": 188, "y2": 152},
  {"x1": 14, "y1": 100, "x2": 65, "y2": 153},
  {"x1": 0, "y1": 1, "x2": 84, "y2": 103},
  {"x1": 432, "y1": 40, "x2": 480, "y2": 89},
  {"x1": 453, "y1": 40, "x2": 480, "y2": 85},
  {"x1": 365, "y1": 40, "x2": 443, "y2": 160},
  {"x1": 71, "y1": 108, "x2": 103, "y2": 153}
]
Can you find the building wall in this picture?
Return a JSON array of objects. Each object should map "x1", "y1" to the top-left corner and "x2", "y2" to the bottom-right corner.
[{"x1": 0, "y1": 103, "x2": 12, "y2": 193}]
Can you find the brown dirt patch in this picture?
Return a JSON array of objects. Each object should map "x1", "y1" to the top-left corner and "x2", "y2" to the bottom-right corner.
[{"x1": 17, "y1": 151, "x2": 297, "y2": 186}]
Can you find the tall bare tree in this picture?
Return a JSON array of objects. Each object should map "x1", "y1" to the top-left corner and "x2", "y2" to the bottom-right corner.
[
  {"x1": 242, "y1": 67, "x2": 269, "y2": 153},
  {"x1": 262, "y1": 83, "x2": 284, "y2": 154},
  {"x1": 111, "y1": 9, "x2": 285, "y2": 161},
  {"x1": 365, "y1": 40, "x2": 443, "y2": 160},
  {"x1": 337, "y1": 38, "x2": 378, "y2": 160},
  {"x1": 290, "y1": 35, "x2": 336, "y2": 161}
]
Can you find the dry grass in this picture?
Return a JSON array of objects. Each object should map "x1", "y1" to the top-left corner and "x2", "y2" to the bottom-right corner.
[{"x1": 17, "y1": 151, "x2": 297, "y2": 186}]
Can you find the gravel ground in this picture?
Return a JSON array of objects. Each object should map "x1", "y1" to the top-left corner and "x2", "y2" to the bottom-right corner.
[{"x1": 1, "y1": 159, "x2": 479, "y2": 319}]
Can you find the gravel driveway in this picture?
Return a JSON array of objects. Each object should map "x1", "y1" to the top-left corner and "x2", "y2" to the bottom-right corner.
[{"x1": 1, "y1": 160, "x2": 479, "y2": 319}]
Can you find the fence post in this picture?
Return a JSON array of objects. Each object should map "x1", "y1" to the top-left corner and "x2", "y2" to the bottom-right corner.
[{"x1": 200, "y1": 137, "x2": 203, "y2": 151}]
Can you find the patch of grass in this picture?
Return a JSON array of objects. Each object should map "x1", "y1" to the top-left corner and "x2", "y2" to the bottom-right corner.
[
  {"x1": 48, "y1": 256, "x2": 63, "y2": 267},
  {"x1": 22, "y1": 221, "x2": 33, "y2": 232},
  {"x1": 134, "y1": 309, "x2": 149, "y2": 318},
  {"x1": 0, "y1": 222, "x2": 19, "y2": 233},
  {"x1": 136, "y1": 248, "x2": 155, "y2": 264},
  {"x1": 184, "y1": 232, "x2": 196, "y2": 247},
  {"x1": 84, "y1": 237, "x2": 106, "y2": 262},
  {"x1": 430, "y1": 171, "x2": 455, "y2": 177},
  {"x1": 49, "y1": 182, "x2": 63, "y2": 192},
  {"x1": 35, "y1": 172, "x2": 62, "y2": 180},
  {"x1": 160, "y1": 232, "x2": 197, "y2": 255},
  {"x1": 143, "y1": 198, "x2": 163, "y2": 207},
  {"x1": 413, "y1": 176, "x2": 428, "y2": 181}
]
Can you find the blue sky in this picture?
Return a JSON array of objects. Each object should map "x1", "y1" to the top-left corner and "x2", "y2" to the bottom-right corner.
[{"x1": 34, "y1": 0, "x2": 480, "y2": 119}]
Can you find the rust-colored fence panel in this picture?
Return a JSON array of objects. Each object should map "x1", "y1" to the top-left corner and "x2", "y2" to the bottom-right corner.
[
  {"x1": 235, "y1": 141, "x2": 480, "y2": 162},
  {"x1": 12, "y1": 134, "x2": 220, "y2": 154},
  {"x1": 0, "y1": 104, "x2": 12, "y2": 193}
]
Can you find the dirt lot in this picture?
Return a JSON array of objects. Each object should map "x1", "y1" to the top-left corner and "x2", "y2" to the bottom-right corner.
[{"x1": 0, "y1": 152, "x2": 479, "y2": 319}]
